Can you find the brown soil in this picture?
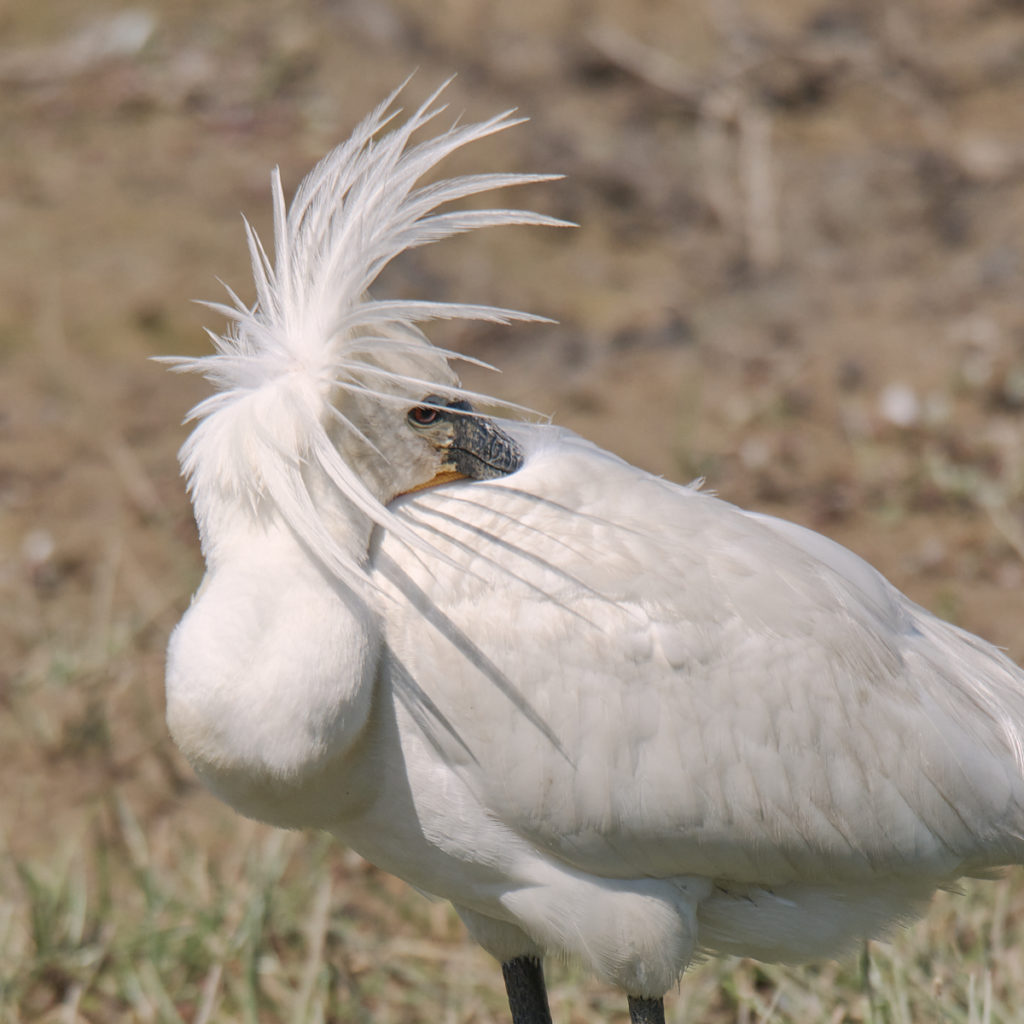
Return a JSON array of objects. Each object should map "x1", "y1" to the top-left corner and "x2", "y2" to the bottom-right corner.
[{"x1": 3, "y1": 0, "x2": 1024, "y2": 1006}]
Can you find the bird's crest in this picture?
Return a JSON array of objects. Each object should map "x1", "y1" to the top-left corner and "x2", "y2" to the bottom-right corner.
[{"x1": 163, "y1": 81, "x2": 568, "y2": 585}]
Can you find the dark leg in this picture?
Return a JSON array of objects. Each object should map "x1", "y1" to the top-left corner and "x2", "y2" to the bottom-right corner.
[
  {"x1": 501, "y1": 956, "x2": 553, "y2": 1024},
  {"x1": 628, "y1": 995, "x2": 666, "y2": 1024}
]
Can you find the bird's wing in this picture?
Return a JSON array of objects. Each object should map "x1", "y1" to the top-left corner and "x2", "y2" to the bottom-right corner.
[{"x1": 378, "y1": 424, "x2": 1024, "y2": 887}]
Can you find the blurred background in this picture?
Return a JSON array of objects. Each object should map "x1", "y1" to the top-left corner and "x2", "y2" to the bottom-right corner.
[{"x1": 4, "y1": 1, "x2": 1024, "y2": 1020}]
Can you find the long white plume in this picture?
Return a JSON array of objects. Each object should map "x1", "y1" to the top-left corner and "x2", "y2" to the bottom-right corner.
[{"x1": 163, "y1": 81, "x2": 569, "y2": 585}]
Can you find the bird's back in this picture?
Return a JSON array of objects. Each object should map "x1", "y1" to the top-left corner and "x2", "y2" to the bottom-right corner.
[{"x1": 373, "y1": 423, "x2": 1024, "y2": 904}]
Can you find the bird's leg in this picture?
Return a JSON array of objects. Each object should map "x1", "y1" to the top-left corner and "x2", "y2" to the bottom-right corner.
[
  {"x1": 627, "y1": 995, "x2": 666, "y2": 1024},
  {"x1": 501, "y1": 956, "x2": 553, "y2": 1024}
]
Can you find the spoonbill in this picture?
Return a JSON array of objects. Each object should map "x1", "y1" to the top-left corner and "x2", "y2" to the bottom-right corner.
[{"x1": 165, "y1": 84, "x2": 1024, "y2": 1024}]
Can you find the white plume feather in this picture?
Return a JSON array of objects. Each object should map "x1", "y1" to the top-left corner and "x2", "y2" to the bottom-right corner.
[{"x1": 163, "y1": 82, "x2": 570, "y2": 586}]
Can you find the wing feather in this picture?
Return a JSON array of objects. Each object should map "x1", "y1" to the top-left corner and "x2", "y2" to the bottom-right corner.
[{"x1": 380, "y1": 425, "x2": 1024, "y2": 886}]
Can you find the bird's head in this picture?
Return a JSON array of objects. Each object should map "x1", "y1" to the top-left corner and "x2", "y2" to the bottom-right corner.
[
  {"x1": 163, "y1": 83, "x2": 564, "y2": 585},
  {"x1": 325, "y1": 327, "x2": 524, "y2": 505}
]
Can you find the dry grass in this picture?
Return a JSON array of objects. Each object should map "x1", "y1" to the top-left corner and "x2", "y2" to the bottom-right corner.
[
  {"x1": 4, "y1": 1, "x2": 1024, "y2": 1021},
  {"x1": 4, "y1": 818, "x2": 1024, "y2": 1022}
]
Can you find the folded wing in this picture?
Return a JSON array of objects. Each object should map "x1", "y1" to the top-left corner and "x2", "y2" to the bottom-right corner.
[{"x1": 381, "y1": 425, "x2": 1024, "y2": 888}]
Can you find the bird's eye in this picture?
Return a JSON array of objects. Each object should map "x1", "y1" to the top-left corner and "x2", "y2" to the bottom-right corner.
[{"x1": 408, "y1": 405, "x2": 441, "y2": 427}]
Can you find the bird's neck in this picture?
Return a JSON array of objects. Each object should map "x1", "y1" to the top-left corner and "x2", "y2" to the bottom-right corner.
[{"x1": 192, "y1": 461, "x2": 378, "y2": 576}]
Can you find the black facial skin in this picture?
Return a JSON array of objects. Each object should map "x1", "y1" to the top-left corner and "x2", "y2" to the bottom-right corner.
[{"x1": 407, "y1": 397, "x2": 523, "y2": 480}]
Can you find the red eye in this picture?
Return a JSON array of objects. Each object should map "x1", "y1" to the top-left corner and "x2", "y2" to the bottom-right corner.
[{"x1": 408, "y1": 406, "x2": 440, "y2": 426}]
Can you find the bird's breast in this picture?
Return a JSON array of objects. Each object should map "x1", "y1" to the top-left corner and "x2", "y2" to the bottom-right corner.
[{"x1": 166, "y1": 536, "x2": 382, "y2": 830}]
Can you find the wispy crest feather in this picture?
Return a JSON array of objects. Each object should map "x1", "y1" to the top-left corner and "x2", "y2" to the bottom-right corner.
[{"x1": 164, "y1": 82, "x2": 568, "y2": 584}]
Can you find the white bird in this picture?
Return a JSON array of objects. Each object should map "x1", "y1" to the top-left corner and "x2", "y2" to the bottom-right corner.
[{"x1": 164, "y1": 84, "x2": 1024, "y2": 1024}]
